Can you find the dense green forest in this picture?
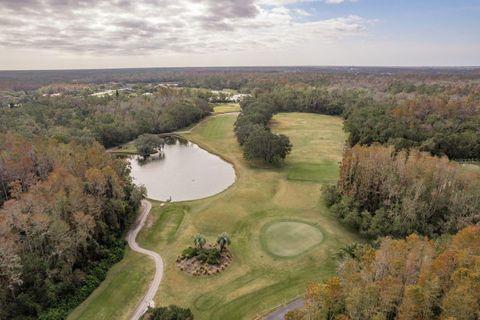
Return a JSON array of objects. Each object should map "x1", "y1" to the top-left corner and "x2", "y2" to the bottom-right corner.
[
  {"x1": 0, "y1": 88, "x2": 211, "y2": 148},
  {"x1": 235, "y1": 86, "x2": 480, "y2": 162},
  {"x1": 344, "y1": 95, "x2": 480, "y2": 159},
  {"x1": 234, "y1": 97, "x2": 292, "y2": 164}
]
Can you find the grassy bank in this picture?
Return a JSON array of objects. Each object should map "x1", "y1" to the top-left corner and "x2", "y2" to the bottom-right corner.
[{"x1": 67, "y1": 250, "x2": 154, "y2": 320}]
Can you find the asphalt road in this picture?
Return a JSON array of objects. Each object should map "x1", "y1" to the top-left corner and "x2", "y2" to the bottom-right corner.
[
  {"x1": 127, "y1": 200, "x2": 164, "y2": 320},
  {"x1": 263, "y1": 298, "x2": 305, "y2": 320}
]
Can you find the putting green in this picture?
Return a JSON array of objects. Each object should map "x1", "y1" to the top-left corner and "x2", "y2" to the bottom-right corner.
[{"x1": 261, "y1": 221, "x2": 324, "y2": 258}]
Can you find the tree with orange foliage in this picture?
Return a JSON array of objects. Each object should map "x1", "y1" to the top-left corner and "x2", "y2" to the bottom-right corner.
[
  {"x1": 326, "y1": 145, "x2": 480, "y2": 238},
  {"x1": 0, "y1": 136, "x2": 144, "y2": 319},
  {"x1": 290, "y1": 226, "x2": 480, "y2": 320}
]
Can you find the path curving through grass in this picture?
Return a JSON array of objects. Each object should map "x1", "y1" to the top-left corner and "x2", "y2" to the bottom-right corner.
[{"x1": 126, "y1": 200, "x2": 164, "y2": 320}]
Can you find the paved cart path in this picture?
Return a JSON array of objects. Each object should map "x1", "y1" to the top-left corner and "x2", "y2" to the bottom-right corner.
[
  {"x1": 127, "y1": 200, "x2": 164, "y2": 320},
  {"x1": 263, "y1": 298, "x2": 305, "y2": 320}
]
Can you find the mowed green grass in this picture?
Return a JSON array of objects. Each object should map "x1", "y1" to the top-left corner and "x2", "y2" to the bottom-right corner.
[
  {"x1": 271, "y1": 113, "x2": 346, "y2": 184},
  {"x1": 108, "y1": 142, "x2": 137, "y2": 155},
  {"x1": 213, "y1": 103, "x2": 241, "y2": 114},
  {"x1": 261, "y1": 220, "x2": 324, "y2": 258},
  {"x1": 138, "y1": 205, "x2": 186, "y2": 246},
  {"x1": 67, "y1": 250, "x2": 154, "y2": 320},
  {"x1": 69, "y1": 112, "x2": 358, "y2": 320},
  {"x1": 144, "y1": 112, "x2": 358, "y2": 319},
  {"x1": 192, "y1": 114, "x2": 237, "y2": 140}
]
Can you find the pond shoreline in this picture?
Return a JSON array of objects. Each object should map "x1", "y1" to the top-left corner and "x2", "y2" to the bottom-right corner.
[{"x1": 127, "y1": 135, "x2": 236, "y2": 202}]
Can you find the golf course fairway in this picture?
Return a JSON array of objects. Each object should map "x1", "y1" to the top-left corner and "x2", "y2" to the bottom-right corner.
[{"x1": 68, "y1": 112, "x2": 359, "y2": 320}]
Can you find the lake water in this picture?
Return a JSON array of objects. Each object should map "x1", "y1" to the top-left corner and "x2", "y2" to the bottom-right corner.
[{"x1": 127, "y1": 136, "x2": 235, "y2": 202}]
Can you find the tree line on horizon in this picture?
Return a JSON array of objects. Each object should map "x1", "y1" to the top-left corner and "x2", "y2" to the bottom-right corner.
[
  {"x1": 236, "y1": 86, "x2": 480, "y2": 162},
  {"x1": 2, "y1": 66, "x2": 480, "y2": 92}
]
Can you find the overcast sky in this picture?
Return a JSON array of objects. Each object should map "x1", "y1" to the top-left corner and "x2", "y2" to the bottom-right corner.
[{"x1": 0, "y1": 0, "x2": 479, "y2": 70}]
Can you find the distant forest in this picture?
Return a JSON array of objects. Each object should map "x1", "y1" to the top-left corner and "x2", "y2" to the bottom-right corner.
[
  {"x1": 236, "y1": 85, "x2": 480, "y2": 161},
  {"x1": 0, "y1": 88, "x2": 211, "y2": 148},
  {"x1": 1, "y1": 66, "x2": 480, "y2": 91}
]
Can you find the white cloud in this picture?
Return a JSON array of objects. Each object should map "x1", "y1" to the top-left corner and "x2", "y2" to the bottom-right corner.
[
  {"x1": 293, "y1": 8, "x2": 312, "y2": 16},
  {"x1": 0, "y1": 0, "x2": 370, "y2": 56},
  {"x1": 259, "y1": 0, "x2": 357, "y2": 4},
  {"x1": 325, "y1": 0, "x2": 358, "y2": 4}
]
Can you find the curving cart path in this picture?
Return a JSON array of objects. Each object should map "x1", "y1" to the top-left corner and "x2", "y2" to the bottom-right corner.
[
  {"x1": 263, "y1": 298, "x2": 305, "y2": 320},
  {"x1": 127, "y1": 200, "x2": 164, "y2": 320},
  {"x1": 125, "y1": 113, "x2": 239, "y2": 319}
]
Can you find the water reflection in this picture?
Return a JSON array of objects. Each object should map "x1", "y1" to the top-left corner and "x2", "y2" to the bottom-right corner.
[{"x1": 128, "y1": 136, "x2": 235, "y2": 202}]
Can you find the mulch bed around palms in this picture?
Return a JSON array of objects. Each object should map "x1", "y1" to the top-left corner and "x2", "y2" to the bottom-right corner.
[{"x1": 176, "y1": 244, "x2": 233, "y2": 276}]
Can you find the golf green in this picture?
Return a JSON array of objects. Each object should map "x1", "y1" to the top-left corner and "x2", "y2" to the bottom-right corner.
[{"x1": 261, "y1": 221, "x2": 324, "y2": 258}]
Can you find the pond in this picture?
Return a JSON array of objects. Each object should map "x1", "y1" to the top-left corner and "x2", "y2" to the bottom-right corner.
[{"x1": 127, "y1": 136, "x2": 235, "y2": 202}]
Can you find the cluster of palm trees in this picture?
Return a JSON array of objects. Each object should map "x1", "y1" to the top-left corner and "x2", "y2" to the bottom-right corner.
[{"x1": 193, "y1": 232, "x2": 231, "y2": 252}]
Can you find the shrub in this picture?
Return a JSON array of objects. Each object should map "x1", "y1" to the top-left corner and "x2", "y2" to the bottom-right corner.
[
  {"x1": 196, "y1": 250, "x2": 208, "y2": 263},
  {"x1": 181, "y1": 247, "x2": 221, "y2": 265},
  {"x1": 181, "y1": 247, "x2": 199, "y2": 259},
  {"x1": 323, "y1": 184, "x2": 340, "y2": 207},
  {"x1": 148, "y1": 305, "x2": 193, "y2": 320},
  {"x1": 205, "y1": 249, "x2": 221, "y2": 265},
  {"x1": 206, "y1": 252, "x2": 220, "y2": 265}
]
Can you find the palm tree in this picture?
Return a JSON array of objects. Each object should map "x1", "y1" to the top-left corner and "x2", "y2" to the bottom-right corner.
[
  {"x1": 216, "y1": 232, "x2": 231, "y2": 252},
  {"x1": 193, "y1": 234, "x2": 206, "y2": 249}
]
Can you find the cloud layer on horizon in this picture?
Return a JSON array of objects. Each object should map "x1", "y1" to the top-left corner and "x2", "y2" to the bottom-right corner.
[{"x1": 0, "y1": 0, "x2": 370, "y2": 56}]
